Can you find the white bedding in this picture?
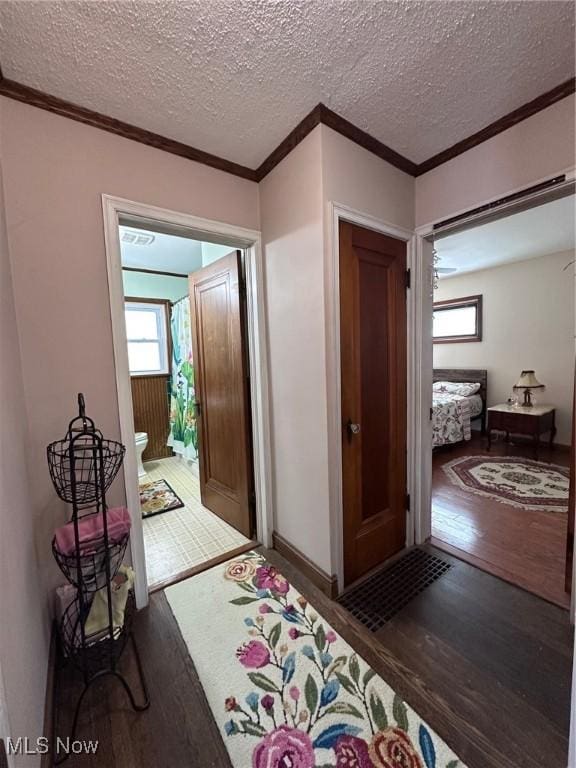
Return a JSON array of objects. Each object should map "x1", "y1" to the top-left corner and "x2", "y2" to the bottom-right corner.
[{"x1": 432, "y1": 392, "x2": 482, "y2": 447}]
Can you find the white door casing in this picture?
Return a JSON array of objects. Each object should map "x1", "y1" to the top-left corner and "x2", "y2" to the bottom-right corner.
[{"x1": 102, "y1": 195, "x2": 273, "y2": 608}]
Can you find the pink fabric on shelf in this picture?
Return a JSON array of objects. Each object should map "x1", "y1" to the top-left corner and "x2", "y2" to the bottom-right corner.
[{"x1": 54, "y1": 507, "x2": 131, "y2": 556}]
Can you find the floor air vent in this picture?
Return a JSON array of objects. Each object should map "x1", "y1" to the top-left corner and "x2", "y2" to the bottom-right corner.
[{"x1": 337, "y1": 548, "x2": 453, "y2": 632}]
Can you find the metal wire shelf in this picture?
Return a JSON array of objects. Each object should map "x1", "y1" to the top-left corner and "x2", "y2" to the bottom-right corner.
[
  {"x1": 47, "y1": 394, "x2": 149, "y2": 764},
  {"x1": 59, "y1": 591, "x2": 135, "y2": 676},
  {"x1": 52, "y1": 531, "x2": 129, "y2": 593},
  {"x1": 47, "y1": 435, "x2": 125, "y2": 505}
]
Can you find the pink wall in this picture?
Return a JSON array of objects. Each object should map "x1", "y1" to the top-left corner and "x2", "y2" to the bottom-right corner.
[
  {"x1": 0, "y1": 97, "x2": 259, "y2": 598},
  {"x1": 416, "y1": 94, "x2": 576, "y2": 227},
  {"x1": 259, "y1": 126, "x2": 333, "y2": 572},
  {"x1": 321, "y1": 125, "x2": 415, "y2": 230},
  {"x1": 0, "y1": 103, "x2": 49, "y2": 766}
]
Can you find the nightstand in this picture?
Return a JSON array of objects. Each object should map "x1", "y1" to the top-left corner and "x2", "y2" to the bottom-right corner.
[{"x1": 486, "y1": 404, "x2": 556, "y2": 461}]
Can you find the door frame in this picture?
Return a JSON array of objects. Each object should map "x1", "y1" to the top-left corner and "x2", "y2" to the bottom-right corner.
[
  {"x1": 102, "y1": 194, "x2": 273, "y2": 609},
  {"x1": 413, "y1": 170, "x2": 576, "y2": 554},
  {"x1": 326, "y1": 202, "x2": 418, "y2": 592}
]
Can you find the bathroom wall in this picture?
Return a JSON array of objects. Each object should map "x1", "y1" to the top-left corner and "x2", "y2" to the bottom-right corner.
[
  {"x1": 122, "y1": 269, "x2": 188, "y2": 302},
  {"x1": 201, "y1": 241, "x2": 235, "y2": 266},
  {"x1": 123, "y1": 272, "x2": 187, "y2": 462},
  {"x1": 0, "y1": 106, "x2": 49, "y2": 767}
]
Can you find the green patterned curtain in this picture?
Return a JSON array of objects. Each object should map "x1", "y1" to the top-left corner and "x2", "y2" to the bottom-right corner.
[{"x1": 167, "y1": 297, "x2": 198, "y2": 460}]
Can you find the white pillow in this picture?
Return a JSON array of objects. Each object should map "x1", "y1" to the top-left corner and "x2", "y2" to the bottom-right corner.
[{"x1": 433, "y1": 381, "x2": 481, "y2": 396}]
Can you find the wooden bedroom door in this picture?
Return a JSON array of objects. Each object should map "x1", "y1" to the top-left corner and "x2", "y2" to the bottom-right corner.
[
  {"x1": 189, "y1": 251, "x2": 254, "y2": 538},
  {"x1": 339, "y1": 221, "x2": 408, "y2": 586}
]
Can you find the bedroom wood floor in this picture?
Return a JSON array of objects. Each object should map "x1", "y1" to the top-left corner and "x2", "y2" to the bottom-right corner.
[
  {"x1": 51, "y1": 546, "x2": 573, "y2": 768},
  {"x1": 432, "y1": 433, "x2": 570, "y2": 608}
]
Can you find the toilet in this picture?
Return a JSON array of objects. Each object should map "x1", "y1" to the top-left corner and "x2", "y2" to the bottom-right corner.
[{"x1": 135, "y1": 432, "x2": 148, "y2": 478}]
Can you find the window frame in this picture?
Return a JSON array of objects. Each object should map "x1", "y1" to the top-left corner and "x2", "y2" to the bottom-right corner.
[
  {"x1": 124, "y1": 297, "x2": 171, "y2": 376},
  {"x1": 433, "y1": 293, "x2": 483, "y2": 344}
]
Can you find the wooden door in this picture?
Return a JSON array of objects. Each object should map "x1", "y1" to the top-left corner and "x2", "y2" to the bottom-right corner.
[
  {"x1": 189, "y1": 251, "x2": 254, "y2": 538},
  {"x1": 340, "y1": 221, "x2": 408, "y2": 585}
]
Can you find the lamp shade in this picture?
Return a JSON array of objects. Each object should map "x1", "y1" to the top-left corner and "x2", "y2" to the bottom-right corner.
[{"x1": 514, "y1": 370, "x2": 544, "y2": 389}]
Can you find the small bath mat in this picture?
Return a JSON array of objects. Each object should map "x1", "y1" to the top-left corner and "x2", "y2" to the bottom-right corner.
[{"x1": 139, "y1": 478, "x2": 184, "y2": 518}]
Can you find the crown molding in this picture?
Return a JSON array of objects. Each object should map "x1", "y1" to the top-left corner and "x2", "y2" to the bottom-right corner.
[
  {"x1": 254, "y1": 102, "x2": 417, "y2": 180},
  {"x1": 0, "y1": 76, "x2": 258, "y2": 182},
  {"x1": 415, "y1": 77, "x2": 576, "y2": 176},
  {"x1": 0, "y1": 68, "x2": 573, "y2": 183}
]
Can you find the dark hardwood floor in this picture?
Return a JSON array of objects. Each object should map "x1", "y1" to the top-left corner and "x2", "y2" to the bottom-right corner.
[
  {"x1": 432, "y1": 432, "x2": 570, "y2": 608},
  {"x1": 52, "y1": 546, "x2": 573, "y2": 768}
]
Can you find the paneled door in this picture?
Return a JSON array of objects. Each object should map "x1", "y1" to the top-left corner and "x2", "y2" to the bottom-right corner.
[
  {"x1": 339, "y1": 221, "x2": 408, "y2": 585},
  {"x1": 189, "y1": 251, "x2": 254, "y2": 538}
]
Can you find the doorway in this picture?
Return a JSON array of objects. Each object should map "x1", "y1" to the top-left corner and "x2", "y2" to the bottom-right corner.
[
  {"x1": 338, "y1": 220, "x2": 409, "y2": 586},
  {"x1": 414, "y1": 182, "x2": 576, "y2": 610},
  {"x1": 103, "y1": 196, "x2": 272, "y2": 607}
]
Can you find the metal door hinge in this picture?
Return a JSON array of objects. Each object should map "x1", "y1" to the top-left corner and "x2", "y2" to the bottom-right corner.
[
  {"x1": 405, "y1": 268, "x2": 411, "y2": 289},
  {"x1": 430, "y1": 407, "x2": 433, "y2": 421},
  {"x1": 406, "y1": 493, "x2": 411, "y2": 511}
]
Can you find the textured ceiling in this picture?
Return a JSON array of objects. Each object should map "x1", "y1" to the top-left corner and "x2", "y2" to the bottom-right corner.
[
  {"x1": 436, "y1": 194, "x2": 575, "y2": 277},
  {"x1": 0, "y1": 1, "x2": 574, "y2": 168}
]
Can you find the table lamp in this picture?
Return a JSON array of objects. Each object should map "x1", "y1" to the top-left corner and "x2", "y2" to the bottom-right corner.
[{"x1": 513, "y1": 370, "x2": 544, "y2": 407}]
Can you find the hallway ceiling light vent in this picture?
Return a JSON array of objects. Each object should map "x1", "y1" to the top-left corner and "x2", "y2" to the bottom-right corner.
[{"x1": 121, "y1": 230, "x2": 155, "y2": 246}]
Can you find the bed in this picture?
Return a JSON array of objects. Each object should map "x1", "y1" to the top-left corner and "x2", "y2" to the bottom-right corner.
[{"x1": 432, "y1": 368, "x2": 487, "y2": 448}]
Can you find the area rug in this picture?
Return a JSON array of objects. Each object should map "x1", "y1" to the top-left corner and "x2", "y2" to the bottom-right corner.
[
  {"x1": 166, "y1": 551, "x2": 466, "y2": 768},
  {"x1": 442, "y1": 455, "x2": 569, "y2": 513},
  {"x1": 139, "y1": 478, "x2": 184, "y2": 518}
]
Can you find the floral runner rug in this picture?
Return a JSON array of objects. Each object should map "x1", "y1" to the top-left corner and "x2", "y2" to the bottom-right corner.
[
  {"x1": 139, "y1": 478, "x2": 185, "y2": 518},
  {"x1": 166, "y1": 550, "x2": 466, "y2": 768},
  {"x1": 442, "y1": 455, "x2": 569, "y2": 513}
]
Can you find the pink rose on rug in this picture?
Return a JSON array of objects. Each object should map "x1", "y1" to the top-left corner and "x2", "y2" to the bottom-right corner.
[
  {"x1": 335, "y1": 735, "x2": 374, "y2": 768},
  {"x1": 252, "y1": 726, "x2": 315, "y2": 768},
  {"x1": 255, "y1": 565, "x2": 290, "y2": 595},
  {"x1": 236, "y1": 640, "x2": 270, "y2": 669},
  {"x1": 225, "y1": 559, "x2": 256, "y2": 582}
]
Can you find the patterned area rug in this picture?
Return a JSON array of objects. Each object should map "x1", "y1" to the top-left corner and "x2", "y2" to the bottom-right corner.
[
  {"x1": 442, "y1": 455, "x2": 569, "y2": 513},
  {"x1": 166, "y1": 551, "x2": 465, "y2": 768},
  {"x1": 139, "y1": 478, "x2": 185, "y2": 518}
]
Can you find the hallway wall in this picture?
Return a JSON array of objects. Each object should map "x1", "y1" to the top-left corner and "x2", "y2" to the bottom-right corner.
[
  {"x1": 259, "y1": 126, "x2": 331, "y2": 572},
  {"x1": 416, "y1": 93, "x2": 575, "y2": 227},
  {"x1": 0, "y1": 103, "x2": 49, "y2": 767},
  {"x1": 0, "y1": 97, "x2": 260, "y2": 604}
]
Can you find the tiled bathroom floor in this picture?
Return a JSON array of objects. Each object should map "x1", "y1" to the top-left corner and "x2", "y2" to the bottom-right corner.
[{"x1": 141, "y1": 456, "x2": 250, "y2": 588}]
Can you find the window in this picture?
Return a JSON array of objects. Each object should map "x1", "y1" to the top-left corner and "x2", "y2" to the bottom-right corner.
[
  {"x1": 124, "y1": 301, "x2": 169, "y2": 375},
  {"x1": 433, "y1": 294, "x2": 482, "y2": 343}
]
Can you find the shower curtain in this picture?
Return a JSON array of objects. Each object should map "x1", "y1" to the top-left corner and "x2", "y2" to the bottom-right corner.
[{"x1": 167, "y1": 296, "x2": 198, "y2": 460}]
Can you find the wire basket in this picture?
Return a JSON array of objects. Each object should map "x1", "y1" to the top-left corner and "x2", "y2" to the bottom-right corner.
[
  {"x1": 52, "y1": 532, "x2": 129, "y2": 593},
  {"x1": 59, "y1": 591, "x2": 135, "y2": 675},
  {"x1": 47, "y1": 434, "x2": 125, "y2": 505}
]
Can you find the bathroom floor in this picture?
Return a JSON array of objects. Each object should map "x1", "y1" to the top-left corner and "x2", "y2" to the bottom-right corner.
[{"x1": 140, "y1": 455, "x2": 251, "y2": 589}]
